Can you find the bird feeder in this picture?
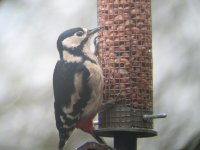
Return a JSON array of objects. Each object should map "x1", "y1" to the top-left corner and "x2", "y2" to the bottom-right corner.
[{"x1": 95, "y1": 0, "x2": 166, "y2": 149}]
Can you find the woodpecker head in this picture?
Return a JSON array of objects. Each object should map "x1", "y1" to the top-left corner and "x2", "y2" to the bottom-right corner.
[{"x1": 57, "y1": 27, "x2": 103, "y2": 60}]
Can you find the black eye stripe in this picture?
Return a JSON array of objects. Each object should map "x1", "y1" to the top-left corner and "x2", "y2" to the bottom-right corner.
[{"x1": 75, "y1": 31, "x2": 84, "y2": 36}]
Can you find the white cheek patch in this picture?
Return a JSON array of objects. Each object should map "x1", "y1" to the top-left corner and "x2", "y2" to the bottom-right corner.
[
  {"x1": 62, "y1": 33, "x2": 87, "y2": 49},
  {"x1": 62, "y1": 36, "x2": 82, "y2": 48}
]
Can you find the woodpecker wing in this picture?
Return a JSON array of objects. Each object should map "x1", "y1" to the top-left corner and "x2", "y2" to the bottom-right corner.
[{"x1": 53, "y1": 60, "x2": 92, "y2": 146}]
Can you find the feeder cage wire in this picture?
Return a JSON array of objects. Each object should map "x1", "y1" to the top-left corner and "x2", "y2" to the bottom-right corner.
[{"x1": 96, "y1": 0, "x2": 157, "y2": 137}]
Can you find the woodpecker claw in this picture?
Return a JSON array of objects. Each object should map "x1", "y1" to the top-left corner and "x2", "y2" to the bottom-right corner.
[
  {"x1": 91, "y1": 131, "x2": 106, "y2": 144},
  {"x1": 99, "y1": 99, "x2": 116, "y2": 112}
]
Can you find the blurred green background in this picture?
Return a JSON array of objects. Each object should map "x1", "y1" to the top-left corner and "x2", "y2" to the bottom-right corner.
[{"x1": 0, "y1": 0, "x2": 200, "y2": 150}]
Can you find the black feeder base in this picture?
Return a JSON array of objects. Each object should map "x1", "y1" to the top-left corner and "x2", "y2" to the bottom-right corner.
[{"x1": 95, "y1": 128, "x2": 157, "y2": 150}]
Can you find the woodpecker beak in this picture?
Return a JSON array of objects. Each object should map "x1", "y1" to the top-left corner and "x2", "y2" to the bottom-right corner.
[{"x1": 87, "y1": 26, "x2": 104, "y2": 37}]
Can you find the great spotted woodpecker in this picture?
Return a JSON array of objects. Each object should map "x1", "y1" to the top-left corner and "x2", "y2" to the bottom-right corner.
[{"x1": 53, "y1": 27, "x2": 105, "y2": 150}]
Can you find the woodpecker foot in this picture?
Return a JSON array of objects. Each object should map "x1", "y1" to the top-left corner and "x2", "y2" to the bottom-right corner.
[
  {"x1": 99, "y1": 100, "x2": 116, "y2": 113},
  {"x1": 77, "y1": 141, "x2": 115, "y2": 150},
  {"x1": 91, "y1": 131, "x2": 106, "y2": 144}
]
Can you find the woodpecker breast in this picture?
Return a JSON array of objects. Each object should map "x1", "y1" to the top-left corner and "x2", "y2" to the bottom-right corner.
[{"x1": 81, "y1": 60, "x2": 103, "y2": 118}]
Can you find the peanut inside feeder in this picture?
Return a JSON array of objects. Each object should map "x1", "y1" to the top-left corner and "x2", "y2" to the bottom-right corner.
[{"x1": 98, "y1": 0, "x2": 153, "y2": 130}]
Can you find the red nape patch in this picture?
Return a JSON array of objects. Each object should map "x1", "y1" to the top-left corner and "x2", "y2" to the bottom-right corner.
[{"x1": 76, "y1": 116, "x2": 94, "y2": 133}]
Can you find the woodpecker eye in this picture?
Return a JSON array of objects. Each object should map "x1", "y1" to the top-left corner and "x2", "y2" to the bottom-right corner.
[{"x1": 75, "y1": 31, "x2": 84, "y2": 37}]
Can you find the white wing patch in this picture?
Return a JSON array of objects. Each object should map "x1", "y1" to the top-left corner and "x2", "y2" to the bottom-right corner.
[
  {"x1": 60, "y1": 115, "x2": 65, "y2": 123},
  {"x1": 62, "y1": 72, "x2": 83, "y2": 114}
]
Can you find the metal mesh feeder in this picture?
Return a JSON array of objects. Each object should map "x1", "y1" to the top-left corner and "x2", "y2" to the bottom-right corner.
[
  {"x1": 97, "y1": 0, "x2": 154, "y2": 130},
  {"x1": 94, "y1": 0, "x2": 165, "y2": 149}
]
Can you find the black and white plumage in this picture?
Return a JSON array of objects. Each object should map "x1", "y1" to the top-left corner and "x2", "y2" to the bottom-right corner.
[{"x1": 53, "y1": 27, "x2": 104, "y2": 150}]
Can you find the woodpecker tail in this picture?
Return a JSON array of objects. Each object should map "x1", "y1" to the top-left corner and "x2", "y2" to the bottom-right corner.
[{"x1": 58, "y1": 132, "x2": 70, "y2": 150}]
